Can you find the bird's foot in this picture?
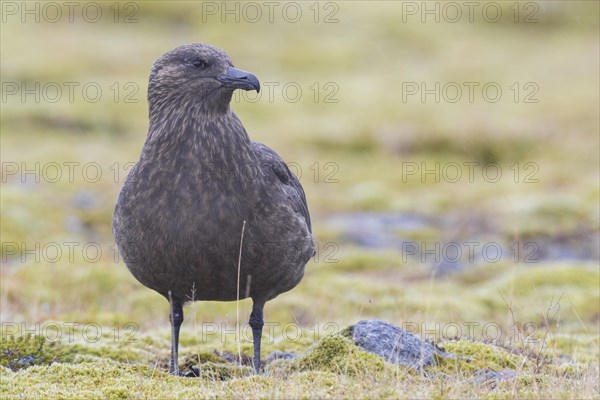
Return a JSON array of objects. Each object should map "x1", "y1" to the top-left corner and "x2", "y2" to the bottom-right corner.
[
  {"x1": 253, "y1": 363, "x2": 262, "y2": 374},
  {"x1": 183, "y1": 366, "x2": 200, "y2": 378},
  {"x1": 169, "y1": 365, "x2": 200, "y2": 378},
  {"x1": 169, "y1": 370, "x2": 199, "y2": 378}
]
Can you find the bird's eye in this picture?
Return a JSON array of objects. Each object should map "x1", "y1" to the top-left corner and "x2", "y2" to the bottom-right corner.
[{"x1": 191, "y1": 59, "x2": 206, "y2": 68}]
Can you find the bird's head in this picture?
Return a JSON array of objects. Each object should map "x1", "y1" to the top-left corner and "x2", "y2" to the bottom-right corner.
[{"x1": 148, "y1": 44, "x2": 260, "y2": 115}]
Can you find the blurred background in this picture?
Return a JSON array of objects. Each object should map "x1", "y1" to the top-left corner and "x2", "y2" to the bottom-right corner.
[{"x1": 1, "y1": 1, "x2": 598, "y2": 352}]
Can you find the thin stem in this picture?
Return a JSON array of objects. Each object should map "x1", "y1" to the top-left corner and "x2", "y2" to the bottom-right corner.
[{"x1": 236, "y1": 220, "x2": 247, "y2": 365}]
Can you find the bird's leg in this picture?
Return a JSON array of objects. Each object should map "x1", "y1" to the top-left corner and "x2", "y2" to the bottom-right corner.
[
  {"x1": 249, "y1": 300, "x2": 265, "y2": 373},
  {"x1": 168, "y1": 295, "x2": 184, "y2": 375}
]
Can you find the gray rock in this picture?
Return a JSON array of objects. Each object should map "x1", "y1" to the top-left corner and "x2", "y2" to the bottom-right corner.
[{"x1": 351, "y1": 319, "x2": 454, "y2": 370}]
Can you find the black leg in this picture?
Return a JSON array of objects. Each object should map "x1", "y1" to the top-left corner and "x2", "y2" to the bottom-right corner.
[
  {"x1": 168, "y1": 294, "x2": 184, "y2": 375},
  {"x1": 249, "y1": 300, "x2": 265, "y2": 373}
]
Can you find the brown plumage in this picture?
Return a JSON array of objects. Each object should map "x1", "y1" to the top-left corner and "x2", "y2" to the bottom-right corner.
[{"x1": 113, "y1": 44, "x2": 314, "y2": 374}]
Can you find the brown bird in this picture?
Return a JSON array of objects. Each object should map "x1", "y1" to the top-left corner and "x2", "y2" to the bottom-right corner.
[{"x1": 113, "y1": 44, "x2": 314, "y2": 374}]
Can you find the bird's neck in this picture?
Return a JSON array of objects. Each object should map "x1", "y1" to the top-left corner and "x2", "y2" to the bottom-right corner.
[{"x1": 142, "y1": 104, "x2": 257, "y2": 174}]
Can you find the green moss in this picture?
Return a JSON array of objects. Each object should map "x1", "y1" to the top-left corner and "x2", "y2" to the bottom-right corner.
[
  {"x1": 291, "y1": 371, "x2": 344, "y2": 389},
  {"x1": 264, "y1": 357, "x2": 295, "y2": 378},
  {"x1": 181, "y1": 350, "x2": 227, "y2": 365},
  {"x1": 61, "y1": 342, "x2": 145, "y2": 364},
  {"x1": 1, "y1": 360, "x2": 163, "y2": 399},
  {"x1": 339, "y1": 327, "x2": 353, "y2": 339},
  {"x1": 436, "y1": 340, "x2": 525, "y2": 373},
  {"x1": 187, "y1": 361, "x2": 254, "y2": 380},
  {"x1": 0, "y1": 332, "x2": 597, "y2": 399},
  {"x1": 295, "y1": 333, "x2": 385, "y2": 375},
  {"x1": 542, "y1": 334, "x2": 600, "y2": 364},
  {"x1": 224, "y1": 374, "x2": 275, "y2": 395},
  {"x1": 507, "y1": 265, "x2": 598, "y2": 296},
  {"x1": 0, "y1": 334, "x2": 73, "y2": 371},
  {"x1": 178, "y1": 351, "x2": 255, "y2": 380}
]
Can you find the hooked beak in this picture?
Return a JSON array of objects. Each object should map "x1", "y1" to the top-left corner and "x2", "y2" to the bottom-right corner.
[{"x1": 217, "y1": 67, "x2": 260, "y2": 93}]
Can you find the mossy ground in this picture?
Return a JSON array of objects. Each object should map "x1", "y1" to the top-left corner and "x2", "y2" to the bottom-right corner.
[
  {"x1": 1, "y1": 2, "x2": 599, "y2": 398},
  {"x1": 1, "y1": 329, "x2": 598, "y2": 399}
]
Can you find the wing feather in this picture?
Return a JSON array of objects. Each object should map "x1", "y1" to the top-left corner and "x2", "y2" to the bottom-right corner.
[{"x1": 251, "y1": 141, "x2": 312, "y2": 233}]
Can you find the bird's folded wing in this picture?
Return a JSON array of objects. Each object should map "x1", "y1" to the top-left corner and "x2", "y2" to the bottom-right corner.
[{"x1": 251, "y1": 141, "x2": 312, "y2": 233}]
